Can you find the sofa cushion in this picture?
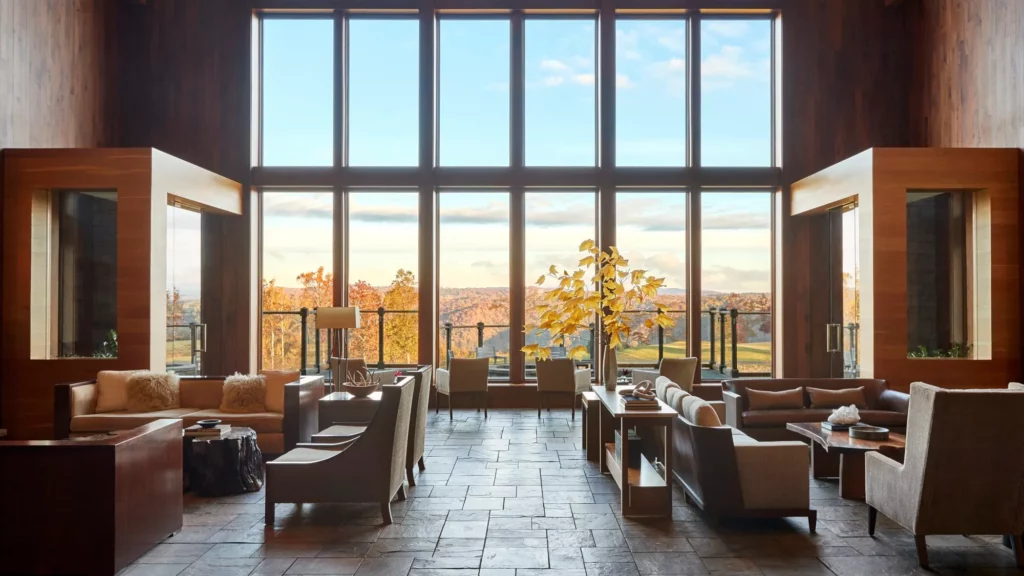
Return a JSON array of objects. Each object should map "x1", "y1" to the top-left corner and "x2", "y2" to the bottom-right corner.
[
  {"x1": 182, "y1": 409, "x2": 283, "y2": 434},
  {"x1": 665, "y1": 387, "x2": 688, "y2": 413},
  {"x1": 807, "y1": 386, "x2": 867, "y2": 409},
  {"x1": 742, "y1": 409, "x2": 832, "y2": 427},
  {"x1": 126, "y1": 372, "x2": 180, "y2": 412},
  {"x1": 70, "y1": 408, "x2": 196, "y2": 433},
  {"x1": 746, "y1": 387, "x2": 804, "y2": 411},
  {"x1": 681, "y1": 395, "x2": 722, "y2": 427},
  {"x1": 654, "y1": 376, "x2": 681, "y2": 403},
  {"x1": 95, "y1": 370, "x2": 141, "y2": 413},
  {"x1": 260, "y1": 370, "x2": 299, "y2": 413},
  {"x1": 180, "y1": 378, "x2": 225, "y2": 409},
  {"x1": 857, "y1": 410, "x2": 907, "y2": 427},
  {"x1": 220, "y1": 374, "x2": 267, "y2": 414}
]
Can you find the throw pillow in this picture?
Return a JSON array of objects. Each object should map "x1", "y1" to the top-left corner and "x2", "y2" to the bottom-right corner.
[
  {"x1": 220, "y1": 373, "x2": 267, "y2": 414},
  {"x1": 260, "y1": 370, "x2": 299, "y2": 413},
  {"x1": 746, "y1": 387, "x2": 804, "y2": 411},
  {"x1": 654, "y1": 376, "x2": 681, "y2": 403},
  {"x1": 125, "y1": 371, "x2": 181, "y2": 413},
  {"x1": 1010, "y1": 382, "x2": 1024, "y2": 391},
  {"x1": 95, "y1": 370, "x2": 141, "y2": 413},
  {"x1": 681, "y1": 395, "x2": 722, "y2": 427},
  {"x1": 807, "y1": 386, "x2": 868, "y2": 409}
]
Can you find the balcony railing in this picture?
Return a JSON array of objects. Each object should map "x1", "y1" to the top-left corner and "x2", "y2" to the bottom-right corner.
[
  {"x1": 702, "y1": 308, "x2": 772, "y2": 378},
  {"x1": 166, "y1": 323, "x2": 205, "y2": 375}
]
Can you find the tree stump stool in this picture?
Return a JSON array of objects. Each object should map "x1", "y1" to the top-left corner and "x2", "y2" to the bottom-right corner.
[{"x1": 184, "y1": 427, "x2": 264, "y2": 496}]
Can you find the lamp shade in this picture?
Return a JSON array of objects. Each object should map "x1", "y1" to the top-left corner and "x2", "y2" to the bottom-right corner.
[{"x1": 316, "y1": 306, "x2": 360, "y2": 330}]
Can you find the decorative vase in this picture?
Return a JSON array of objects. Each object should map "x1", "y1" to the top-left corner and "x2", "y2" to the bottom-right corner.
[{"x1": 603, "y1": 345, "x2": 618, "y2": 390}]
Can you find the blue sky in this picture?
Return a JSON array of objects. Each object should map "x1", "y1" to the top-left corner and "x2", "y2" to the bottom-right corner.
[{"x1": 259, "y1": 16, "x2": 772, "y2": 295}]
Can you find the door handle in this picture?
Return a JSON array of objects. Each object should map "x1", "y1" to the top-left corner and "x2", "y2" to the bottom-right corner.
[{"x1": 825, "y1": 323, "x2": 841, "y2": 353}]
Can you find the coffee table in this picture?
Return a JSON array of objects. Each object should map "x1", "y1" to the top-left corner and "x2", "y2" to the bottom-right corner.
[
  {"x1": 787, "y1": 422, "x2": 906, "y2": 499},
  {"x1": 184, "y1": 426, "x2": 264, "y2": 496}
]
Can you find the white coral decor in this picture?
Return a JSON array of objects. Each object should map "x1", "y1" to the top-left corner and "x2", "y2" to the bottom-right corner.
[{"x1": 828, "y1": 404, "x2": 861, "y2": 425}]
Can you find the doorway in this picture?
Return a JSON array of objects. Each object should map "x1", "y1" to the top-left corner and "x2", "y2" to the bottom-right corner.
[{"x1": 827, "y1": 204, "x2": 860, "y2": 378}]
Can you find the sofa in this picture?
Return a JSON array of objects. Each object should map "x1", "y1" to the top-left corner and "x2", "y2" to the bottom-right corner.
[
  {"x1": 631, "y1": 357, "x2": 724, "y2": 402},
  {"x1": 722, "y1": 378, "x2": 910, "y2": 441},
  {"x1": 54, "y1": 373, "x2": 324, "y2": 455},
  {"x1": 651, "y1": 377, "x2": 815, "y2": 531}
]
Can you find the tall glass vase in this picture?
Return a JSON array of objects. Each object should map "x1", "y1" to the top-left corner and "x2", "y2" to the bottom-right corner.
[{"x1": 603, "y1": 345, "x2": 618, "y2": 390}]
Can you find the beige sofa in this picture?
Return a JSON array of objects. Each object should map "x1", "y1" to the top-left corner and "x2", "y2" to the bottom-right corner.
[{"x1": 54, "y1": 373, "x2": 324, "y2": 455}]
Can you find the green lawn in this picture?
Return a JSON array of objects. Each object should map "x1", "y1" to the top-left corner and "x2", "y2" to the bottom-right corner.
[{"x1": 618, "y1": 340, "x2": 771, "y2": 368}]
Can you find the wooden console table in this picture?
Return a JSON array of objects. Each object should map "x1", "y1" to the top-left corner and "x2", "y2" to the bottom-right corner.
[{"x1": 592, "y1": 385, "x2": 676, "y2": 517}]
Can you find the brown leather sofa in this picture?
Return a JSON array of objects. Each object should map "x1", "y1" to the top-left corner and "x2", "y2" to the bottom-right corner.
[
  {"x1": 54, "y1": 374, "x2": 324, "y2": 454},
  {"x1": 722, "y1": 378, "x2": 910, "y2": 441}
]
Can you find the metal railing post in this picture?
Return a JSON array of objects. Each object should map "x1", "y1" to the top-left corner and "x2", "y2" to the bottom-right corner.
[
  {"x1": 707, "y1": 308, "x2": 716, "y2": 369},
  {"x1": 444, "y1": 322, "x2": 453, "y2": 368},
  {"x1": 657, "y1": 324, "x2": 664, "y2": 363},
  {"x1": 729, "y1": 308, "x2": 739, "y2": 377},
  {"x1": 477, "y1": 322, "x2": 485, "y2": 347},
  {"x1": 314, "y1": 316, "x2": 321, "y2": 374},
  {"x1": 377, "y1": 306, "x2": 386, "y2": 369},
  {"x1": 188, "y1": 322, "x2": 198, "y2": 366},
  {"x1": 299, "y1": 307, "x2": 309, "y2": 376},
  {"x1": 718, "y1": 308, "x2": 727, "y2": 375}
]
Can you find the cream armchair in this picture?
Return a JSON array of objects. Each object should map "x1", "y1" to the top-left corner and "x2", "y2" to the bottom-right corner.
[
  {"x1": 866, "y1": 382, "x2": 1024, "y2": 568},
  {"x1": 436, "y1": 357, "x2": 490, "y2": 420},
  {"x1": 535, "y1": 358, "x2": 591, "y2": 419},
  {"x1": 265, "y1": 376, "x2": 413, "y2": 525},
  {"x1": 632, "y1": 357, "x2": 722, "y2": 401}
]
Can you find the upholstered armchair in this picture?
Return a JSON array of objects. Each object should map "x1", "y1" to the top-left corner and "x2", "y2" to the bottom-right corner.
[
  {"x1": 436, "y1": 357, "x2": 490, "y2": 420},
  {"x1": 265, "y1": 376, "x2": 413, "y2": 525},
  {"x1": 632, "y1": 357, "x2": 722, "y2": 401},
  {"x1": 866, "y1": 382, "x2": 1024, "y2": 568},
  {"x1": 535, "y1": 358, "x2": 591, "y2": 419}
]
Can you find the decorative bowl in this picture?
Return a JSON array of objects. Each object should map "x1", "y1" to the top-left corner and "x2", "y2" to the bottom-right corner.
[
  {"x1": 849, "y1": 425, "x2": 889, "y2": 441},
  {"x1": 197, "y1": 419, "x2": 221, "y2": 429},
  {"x1": 342, "y1": 382, "x2": 379, "y2": 398}
]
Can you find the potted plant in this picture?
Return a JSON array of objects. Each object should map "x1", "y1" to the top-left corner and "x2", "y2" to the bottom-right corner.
[{"x1": 522, "y1": 240, "x2": 674, "y2": 390}]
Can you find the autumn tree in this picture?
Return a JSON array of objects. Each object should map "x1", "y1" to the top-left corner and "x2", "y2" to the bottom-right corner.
[
  {"x1": 297, "y1": 266, "x2": 333, "y2": 310},
  {"x1": 261, "y1": 279, "x2": 299, "y2": 369},
  {"x1": 348, "y1": 279, "x2": 382, "y2": 362},
  {"x1": 382, "y1": 269, "x2": 418, "y2": 364}
]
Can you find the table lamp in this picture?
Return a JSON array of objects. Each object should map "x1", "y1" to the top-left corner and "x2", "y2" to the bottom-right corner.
[{"x1": 316, "y1": 306, "x2": 360, "y2": 358}]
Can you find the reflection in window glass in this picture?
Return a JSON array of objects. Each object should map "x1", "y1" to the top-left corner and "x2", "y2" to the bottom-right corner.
[
  {"x1": 262, "y1": 19, "x2": 333, "y2": 166},
  {"x1": 440, "y1": 19, "x2": 510, "y2": 166},
  {"x1": 616, "y1": 192, "x2": 687, "y2": 362},
  {"x1": 167, "y1": 205, "x2": 202, "y2": 374},
  {"x1": 438, "y1": 192, "x2": 510, "y2": 379},
  {"x1": 349, "y1": 19, "x2": 419, "y2": 166},
  {"x1": 262, "y1": 192, "x2": 333, "y2": 370},
  {"x1": 616, "y1": 20, "x2": 687, "y2": 166},
  {"x1": 525, "y1": 19, "x2": 596, "y2": 166},
  {"x1": 525, "y1": 191, "x2": 596, "y2": 376},
  {"x1": 701, "y1": 192, "x2": 772, "y2": 378},
  {"x1": 700, "y1": 19, "x2": 772, "y2": 167},
  {"x1": 348, "y1": 192, "x2": 419, "y2": 364}
]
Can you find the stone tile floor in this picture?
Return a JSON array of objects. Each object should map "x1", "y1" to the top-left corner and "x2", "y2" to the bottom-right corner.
[{"x1": 122, "y1": 409, "x2": 1021, "y2": 576}]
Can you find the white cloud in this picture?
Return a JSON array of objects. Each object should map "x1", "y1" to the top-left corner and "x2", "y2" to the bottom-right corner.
[
  {"x1": 656, "y1": 28, "x2": 686, "y2": 54},
  {"x1": 616, "y1": 74, "x2": 632, "y2": 89},
  {"x1": 572, "y1": 73, "x2": 595, "y2": 86},
  {"x1": 702, "y1": 45, "x2": 752, "y2": 79},
  {"x1": 540, "y1": 59, "x2": 571, "y2": 72},
  {"x1": 705, "y1": 21, "x2": 750, "y2": 39},
  {"x1": 543, "y1": 75, "x2": 565, "y2": 87}
]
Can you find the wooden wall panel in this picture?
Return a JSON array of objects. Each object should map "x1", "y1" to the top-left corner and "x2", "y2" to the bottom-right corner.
[
  {"x1": 112, "y1": 0, "x2": 255, "y2": 375},
  {"x1": 778, "y1": 0, "x2": 910, "y2": 377}
]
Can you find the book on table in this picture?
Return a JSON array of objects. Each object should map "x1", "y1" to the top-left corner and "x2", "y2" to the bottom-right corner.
[
  {"x1": 821, "y1": 421, "x2": 853, "y2": 432},
  {"x1": 619, "y1": 395, "x2": 660, "y2": 410},
  {"x1": 184, "y1": 424, "x2": 231, "y2": 438}
]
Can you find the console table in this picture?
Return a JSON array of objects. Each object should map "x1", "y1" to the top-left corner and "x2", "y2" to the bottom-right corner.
[{"x1": 592, "y1": 385, "x2": 676, "y2": 517}]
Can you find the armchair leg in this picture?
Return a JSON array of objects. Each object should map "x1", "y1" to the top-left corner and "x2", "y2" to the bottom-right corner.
[
  {"x1": 867, "y1": 506, "x2": 877, "y2": 536},
  {"x1": 1012, "y1": 534, "x2": 1024, "y2": 568},
  {"x1": 808, "y1": 509, "x2": 817, "y2": 534},
  {"x1": 418, "y1": 457, "x2": 426, "y2": 471},
  {"x1": 406, "y1": 467, "x2": 416, "y2": 487},
  {"x1": 449, "y1": 393, "x2": 453, "y2": 421},
  {"x1": 538, "y1": 392, "x2": 542, "y2": 418},
  {"x1": 265, "y1": 500, "x2": 274, "y2": 526},
  {"x1": 381, "y1": 501, "x2": 393, "y2": 525},
  {"x1": 397, "y1": 485, "x2": 407, "y2": 501},
  {"x1": 914, "y1": 535, "x2": 928, "y2": 567},
  {"x1": 483, "y1": 392, "x2": 487, "y2": 419},
  {"x1": 572, "y1": 394, "x2": 576, "y2": 421}
]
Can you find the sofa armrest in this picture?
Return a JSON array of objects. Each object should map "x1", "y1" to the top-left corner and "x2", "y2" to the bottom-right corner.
[
  {"x1": 707, "y1": 401, "x2": 726, "y2": 424},
  {"x1": 723, "y1": 390, "x2": 744, "y2": 429},
  {"x1": 877, "y1": 389, "x2": 911, "y2": 413},
  {"x1": 631, "y1": 369, "x2": 660, "y2": 386},
  {"x1": 865, "y1": 450, "x2": 906, "y2": 518},
  {"x1": 574, "y1": 369, "x2": 591, "y2": 393},
  {"x1": 692, "y1": 383, "x2": 723, "y2": 402},
  {"x1": 54, "y1": 380, "x2": 98, "y2": 439},
  {"x1": 734, "y1": 441, "x2": 809, "y2": 510},
  {"x1": 436, "y1": 369, "x2": 451, "y2": 394},
  {"x1": 283, "y1": 375, "x2": 325, "y2": 453}
]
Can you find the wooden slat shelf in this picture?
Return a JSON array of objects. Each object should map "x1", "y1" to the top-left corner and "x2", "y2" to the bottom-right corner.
[{"x1": 604, "y1": 443, "x2": 667, "y2": 489}]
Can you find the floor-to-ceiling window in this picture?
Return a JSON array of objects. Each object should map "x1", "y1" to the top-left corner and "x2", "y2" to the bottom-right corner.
[
  {"x1": 167, "y1": 205, "x2": 202, "y2": 374},
  {"x1": 256, "y1": 7, "x2": 779, "y2": 381}
]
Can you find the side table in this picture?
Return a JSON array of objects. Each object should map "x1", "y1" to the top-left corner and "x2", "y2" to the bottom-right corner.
[
  {"x1": 319, "y1": 390, "x2": 381, "y2": 431},
  {"x1": 184, "y1": 426, "x2": 264, "y2": 496}
]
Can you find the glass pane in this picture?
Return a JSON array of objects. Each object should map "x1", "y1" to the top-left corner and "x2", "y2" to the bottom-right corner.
[
  {"x1": 45, "y1": 191, "x2": 119, "y2": 358},
  {"x1": 167, "y1": 205, "x2": 202, "y2": 375},
  {"x1": 842, "y1": 206, "x2": 861, "y2": 377},
  {"x1": 349, "y1": 19, "x2": 419, "y2": 166},
  {"x1": 906, "y1": 191, "x2": 974, "y2": 358},
  {"x1": 616, "y1": 20, "x2": 687, "y2": 166},
  {"x1": 701, "y1": 192, "x2": 772, "y2": 378},
  {"x1": 615, "y1": 191, "x2": 687, "y2": 364},
  {"x1": 439, "y1": 19, "x2": 510, "y2": 166},
  {"x1": 700, "y1": 19, "x2": 772, "y2": 167},
  {"x1": 438, "y1": 192, "x2": 510, "y2": 380},
  {"x1": 525, "y1": 19, "x2": 596, "y2": 166},
  {"x1": 524, "y1": 191, "x2": 596, "y2": 378},
  {"x1": 261, "y1": 191, "x2": 333, "y2": 370},
  {"x1": 262, "y1": 19, "x2": 334, "y2": 167},
  {"x1": 348, "y1": 192, "x2": 419, "y2": 365}
]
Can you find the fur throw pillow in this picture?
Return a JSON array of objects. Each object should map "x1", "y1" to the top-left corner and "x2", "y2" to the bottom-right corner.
[
  {"x1": 220, "y1": 373, "x2": 267, "y2": 414},
  {"x1": 125, "y1": 371, "x2": 181, "y2": 412}
]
